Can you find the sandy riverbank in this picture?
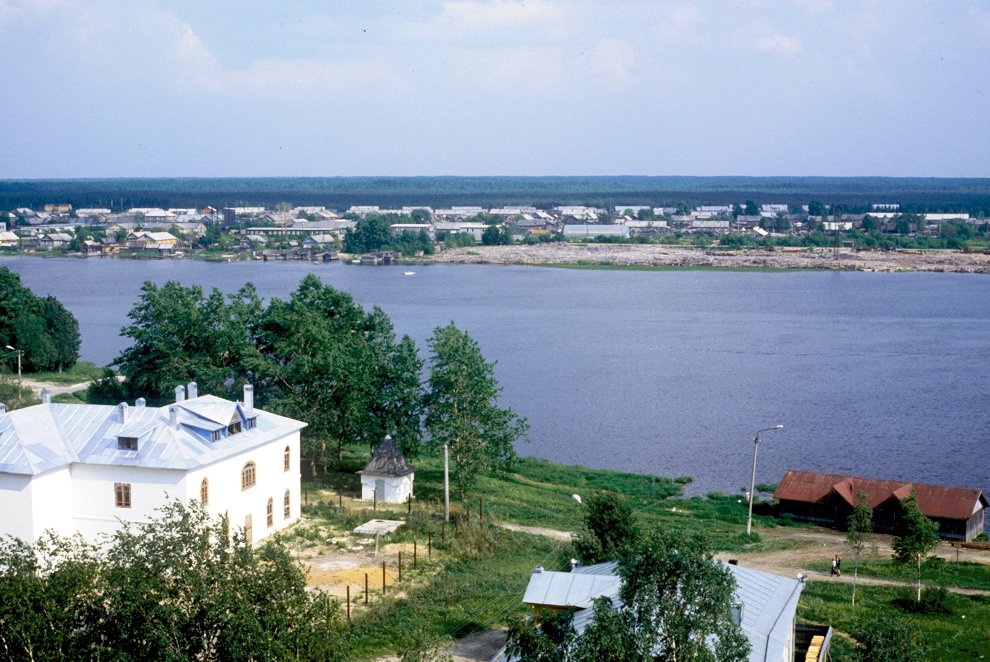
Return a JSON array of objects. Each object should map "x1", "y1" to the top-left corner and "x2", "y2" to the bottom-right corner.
[{"x1": 422, "y1": 244, "x2": 990, "y2": 273}]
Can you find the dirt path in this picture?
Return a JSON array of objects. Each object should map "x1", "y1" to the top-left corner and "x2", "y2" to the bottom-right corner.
[{"x1": 501, "y1": 523, "x2": 573, "y2": 540}]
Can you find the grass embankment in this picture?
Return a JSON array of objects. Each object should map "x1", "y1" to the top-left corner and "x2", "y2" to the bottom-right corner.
[{"x1": 24, "y1": 361, "x2": 104, "y2": 385}]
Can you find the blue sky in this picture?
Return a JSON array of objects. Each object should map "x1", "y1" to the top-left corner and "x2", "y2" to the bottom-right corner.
[{"x1": 1, "y1": 0, "x2": 988, "y2": 178}]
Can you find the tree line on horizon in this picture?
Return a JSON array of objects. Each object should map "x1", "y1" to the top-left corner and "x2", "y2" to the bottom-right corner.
[{"x1": 88, "y1": 274, "x2": 529, "y2": 499}]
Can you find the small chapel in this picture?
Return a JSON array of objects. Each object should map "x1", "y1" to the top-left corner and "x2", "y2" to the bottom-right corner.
[{"x1": 358, "y1": 435, "x2": 415, "y2": 504}]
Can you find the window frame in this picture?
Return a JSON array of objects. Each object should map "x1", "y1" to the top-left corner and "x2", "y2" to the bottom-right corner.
[
  {"x1": 267, "y1": 497, "x2": 274, "y2": 527},
  {"x1": 114, "y1": 482, "x2": 131, "y2": 508},
  {"x1": 117, "y1": 436, "x2": 138, "y2": 451},
  {"x1": 284, "y1": 446, "x2": 290, "y2": 472},
  {"x1": 241, "y1": 461, "x2": 257, "y2": 490},
  {"x1": 283, "y1": 489, "x2": 291, "y2": 519},
  {"x1": 200, "y1": 477, "x2": 209, "y2": 505}
]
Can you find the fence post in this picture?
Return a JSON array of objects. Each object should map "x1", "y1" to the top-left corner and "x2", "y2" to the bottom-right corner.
[
  {"x1": 414, "y1": 540, "x2": 418, "y2": 569},
  {"x1": 373, "y1": 489, "x2": 377, "y2": 511},
  {"x1": 428, "y1": 532, "x2": 433, "y2": 557},
  {"x1": 365, "y1": 572, "x2": 369, "y2": 605},
  {"x1": 338, "y1": 491, "x2": 342, "y2": 509},
  {"x1": 408, "y1": 493, "x2": 412, "y2": 515},
  {"x1": 382, "y1": 561, "x2": 386, "y2": 595},
  {"x1": 399, "y1": 551, "x2": 403, "y2": 582},
  {"x1": 441, "y1": 522, "x2": 445, "y2": 544},
  {"x1": 346, "y1": 585, "x2": 351, "y2": 622}
]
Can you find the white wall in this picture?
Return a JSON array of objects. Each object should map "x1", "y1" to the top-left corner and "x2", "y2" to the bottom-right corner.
[
  {"x1": 0, "y1": 468, "x2": 74, "y2": 543},
  {"x1": 71, "y1": 464, "x2": 186, "y2": 541},
  {"x1": 360, "y1": 473, "x2": 414, "y2": 504},
  {"x1": 185, "y1": 430, "x2": 301, "y2": 543}
]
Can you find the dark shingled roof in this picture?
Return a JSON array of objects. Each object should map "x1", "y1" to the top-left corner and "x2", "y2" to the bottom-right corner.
[
  {"x1": 774, "y1": 470, "x2": 987, "y2": 521},
  {"x1": 359, "y1": 435, "x2": 415, "y2": 477}
]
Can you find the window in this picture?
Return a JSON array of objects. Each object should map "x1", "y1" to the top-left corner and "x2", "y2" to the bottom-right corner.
[
  {"x1": 284, "y1": 446, "x2": 290, "y2": 472},
  {"x1": 227, "y1": 421, "x2": 242, "y2": 435},
  {"x1": 267, "y1": 498, "x2": 274, "y2": 527},
  {"x1": 241, "y1": 461, "x2": 256, "y2": 490},
  {"x1": 211, "y1": 429, "x2": 222, "y2": 442},
  {"x1": 117, "y1": 436, "x2": 138, "y2": 450},
  {"x1": 200, "y1": 477, "x2": 209, "y2": 505},
  {"x1": 284, "y1": 490, "x2": 291, "y2": 519},
  {"x1": 245, "y1": 416, "x2": 258, "y2": 430},
  {"x1": 114, "y1": 482, "x2": 131, "y2": 508},
  {"x1": 244, "y1": 514, "x2": 252, "y2": 544}
]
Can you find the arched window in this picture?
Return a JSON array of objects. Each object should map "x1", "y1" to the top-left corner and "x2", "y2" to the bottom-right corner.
[
  {"x1": 283, "y1": 489, "x2": 291, "y2": 519},
  {"x1": 266, "y1": 498, "x2": 274, "y2": 527},
  {"x1": 200, "y1": 477, "x2": 209, "y2": 505},
  {"x1": 241, "y1": 461, "x2": 256, "y2": 490},
  {"x1": 284, "y1": 446, "x2": 290, "y2": 472}
]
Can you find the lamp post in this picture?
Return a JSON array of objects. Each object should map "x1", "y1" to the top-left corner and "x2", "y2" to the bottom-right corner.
[
  {"x1": 746, "y1": 424, "x2": 784, "y2": 536},
  {"x1": 3, "y1": 345, "x2": 21, "y2": 384}
]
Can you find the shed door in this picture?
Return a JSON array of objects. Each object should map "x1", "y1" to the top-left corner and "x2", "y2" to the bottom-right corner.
[{"x1": 375, "y1": 479, "x2": 386, "y2": 501}]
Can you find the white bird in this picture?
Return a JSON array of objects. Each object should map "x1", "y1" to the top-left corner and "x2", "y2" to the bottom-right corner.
[{"x1": 572, "y1": 494, "x2": 582, "y2": 504}]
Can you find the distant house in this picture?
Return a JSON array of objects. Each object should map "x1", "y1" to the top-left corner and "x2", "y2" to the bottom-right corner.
[
  {"x1": 562, "y1": 224, "x2": 630, "y2": 239},
  {"x1": 38, "y1": 232, "x2": 73, "y2": 250},
  {"x1": 0, "y1": 230, "x2": 19, "y2": 249},
  {"x1": 688, "y1": 220, "x2": 731, "y2": 235},
  {"x1": 301, "y1": 234, "x2": 337, "y2": 250},
  {"x1": 774, "y1": 470, "x2": 987, "y2": 541},
  {"x1": 506, "y1": 560, "x2": 829, "y2": 662},
  {"x1": 358, "y1": 435, "x2": 415, "y2": 504},
  {"x1": 127, "y1": 231, "x2": 178, "y2": 252}
]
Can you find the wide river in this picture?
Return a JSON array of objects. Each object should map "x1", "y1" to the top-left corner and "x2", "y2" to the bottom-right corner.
[{"x1": 3, "y1": 256, "x2": 989, "y2": 499}]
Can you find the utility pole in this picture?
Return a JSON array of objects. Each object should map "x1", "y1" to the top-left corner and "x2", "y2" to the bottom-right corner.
[{"x1": 443, "y1": 443, "x2": 450, "y2": 522}]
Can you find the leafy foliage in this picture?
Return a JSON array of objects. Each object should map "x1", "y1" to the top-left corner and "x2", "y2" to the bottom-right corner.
[
  {"x1": 425, "y1": 323, "x2": 528, "y2": 499},
  {"x1": 854, "y1": 614, "x2": 927, "y2": 662},
  {"x1": 0, "y1": 501, "x2": 345, "y2": 661},
  {"x1": 846, "y1": 490, "x2": 873, "y2": 605},
  {"x1": 0, "y1": 267, "x2": 80, "y2": 372},
  {"x1": 573, "y1": 492, "x2": 641, "y2": 564}
]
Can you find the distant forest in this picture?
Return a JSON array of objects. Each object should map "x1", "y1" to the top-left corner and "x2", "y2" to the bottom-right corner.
[{"x1": 2, "y1": 176, "x2": 989, "y2": 215}]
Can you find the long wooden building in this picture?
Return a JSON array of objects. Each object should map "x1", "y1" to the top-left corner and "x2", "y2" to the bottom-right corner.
[{"x1": 774, "y1": 470, "x2": 987, "y2": 541}]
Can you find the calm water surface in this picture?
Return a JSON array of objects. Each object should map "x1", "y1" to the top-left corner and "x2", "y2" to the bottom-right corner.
[{"x1": 4, "y1": 255, "x2": 989, "y2": 499}]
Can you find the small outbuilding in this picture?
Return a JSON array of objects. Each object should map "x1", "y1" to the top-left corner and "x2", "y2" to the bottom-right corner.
[{"x1": 358, "y1": 435, "x2": 415, "y2": 503}]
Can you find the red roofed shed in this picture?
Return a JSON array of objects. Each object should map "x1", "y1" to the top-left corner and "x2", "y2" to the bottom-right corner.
[{"x1": 774, "y1": 470, "x2": 987, "y2": 541}]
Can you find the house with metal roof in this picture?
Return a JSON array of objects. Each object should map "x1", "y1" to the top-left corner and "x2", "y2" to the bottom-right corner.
[
  {"x1": 774, "y1": 469, "x2": 987, "y2": 541},
  {"x1": 505, "y1": 560, "x2": 829, "y2": 662},
  {"x1": 358, "y1": 435, "x2": 415, "y2": 504},
  {"x1": 0, "y1": 384, "x2": 305, "y2": 545}
]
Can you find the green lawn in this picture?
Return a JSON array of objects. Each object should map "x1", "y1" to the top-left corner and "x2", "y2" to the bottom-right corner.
[
  {"x1": 808, "y1": 558, "x2": 990, "y2": 591},
  {"x1": 26, "y1": 361, "x2": 105, "y2": 385},
  {"x1": 799, "y1": 580, "x2": 990, "y2": 661}
]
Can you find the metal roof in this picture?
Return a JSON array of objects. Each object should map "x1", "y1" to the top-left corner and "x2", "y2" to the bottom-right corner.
[
  {"x1": 774, "y1": 469, "x2": 987, "y2": 521},
  {"x1": 359, "y1": 435, "x2": 415, "y2": 477},
  {"x1": 0, "y1": 395, "x2": 305, "y2": 476},
  {"x1": 522, "y1": 567, "x2": 621, "y2": 609}
]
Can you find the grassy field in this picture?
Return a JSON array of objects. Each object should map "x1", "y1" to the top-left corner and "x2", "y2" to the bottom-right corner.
[
  {"x1": 25, "y1": 361, "x2": 104, "y2": 385},
  {"x1": 808, "y1": 558, "x2": 990, "y2": 591}
]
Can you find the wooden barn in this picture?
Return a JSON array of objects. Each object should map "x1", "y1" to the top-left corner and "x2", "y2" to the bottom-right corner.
[{"x1": 774, "y1": 470, "x2": 987, "y2": 541}]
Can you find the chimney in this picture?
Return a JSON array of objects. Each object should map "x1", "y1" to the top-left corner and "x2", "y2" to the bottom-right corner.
[
  {"x1": 243, "y1": 384, "x2": 254, "y2": 413},
  {"x1": 135, "y1": 397, "x2": 146, "y2": 409},
  {"x1": 41, "y1": 387, "x2": 51, "y2": 404},
  {"x1": 0, "y1": 403, "x2": 6, "y2": 415},
  {"x1": 187, "y1": 382, "x2": 198, "y2": 399},
  {"x1": 175, "y1": 385, "x2": 185, "y2": 403},
  {"x1": 169, "y1": 404, "x2": 179, "y2": 429},
  {"x1": 534, "y1": 566, "x2": 543, "y2": 574},
  {"x1": 117, "y1": 402, "x2": 128, "y2": 423}
]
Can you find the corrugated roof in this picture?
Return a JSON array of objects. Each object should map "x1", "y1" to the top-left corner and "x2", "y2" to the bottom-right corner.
[
  {"x1": 773, "y1": 469, "x2": 987, "y2": 520},
  {"x1": 522, "y1": 568, "x2": 621, "y2": 609},
  {"x1": 359, "y1": 435, "x2": 414, "y2": 477},
  {"x1": 0, "y1": 396, "x2": 305, "y2": 475}
]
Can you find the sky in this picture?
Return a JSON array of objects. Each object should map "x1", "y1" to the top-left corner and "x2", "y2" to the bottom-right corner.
[{"x1": 1, "y1": 0, "x2": 989, "y2": 178}]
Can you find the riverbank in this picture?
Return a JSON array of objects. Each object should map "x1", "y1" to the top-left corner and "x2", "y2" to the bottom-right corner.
[{"x1": 423, "y1": 244, "x2": 990, "y2": 273}]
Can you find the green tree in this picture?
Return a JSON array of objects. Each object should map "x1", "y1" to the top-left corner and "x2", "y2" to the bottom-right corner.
[
  {"x1": 0, "y1": 374, "x2": 38, "y2": 409},
  {"x1": 854, "y1": 614, "x2": 927, "y2": 662},
  {"x1": 616, "y1": 532, "x2": 750, "y2": 660},
  {"x1": 744, "y1": 200, "x2": 759, "y2": 216},
  {"x1": 482, "y1": 223, "x2": 506, "y2": 245},
  {"x1": 636, "y1": 207, "x2": 655, "y2": 221},
  {"x1": 410, "y1": 208, "x2": 432, "y2": 223},
  {"x1": 573, "y1": 493, "x2": 640, "y2": 564},
  {"x1": 344, "y1": 214, "x2": 392, "y2": 253},
  {"x1": 891, "y1": 491, "x2": 940, "y2": 602},
  {"x1": 112, "y1": 281, "x2": 261, "y2": 403},
  {"x1": 808, "y1": 200, "x2": 826, "y2": 217},
  {"x1": 846, "y1": 490, "x2": 873, "y2": 606},
  {"x1": 425, "y1": 322, "x2": 528, "y2": 499},
  {"x1": 41, "y1": 295, "x2": 80, "y2": 371}
]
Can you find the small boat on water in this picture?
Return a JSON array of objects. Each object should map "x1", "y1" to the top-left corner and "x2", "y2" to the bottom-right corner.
[{"x1": 403, "y1": 271, "x2": 416, "y2": 276}]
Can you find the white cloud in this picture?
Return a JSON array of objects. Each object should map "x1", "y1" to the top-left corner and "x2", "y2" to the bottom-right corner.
[
  {"x1": 754, "y1": 32, "x2": 802, "y2": 55},
  {"x1": 588, "y1": 38, "x2": 636, "y2": 87}
]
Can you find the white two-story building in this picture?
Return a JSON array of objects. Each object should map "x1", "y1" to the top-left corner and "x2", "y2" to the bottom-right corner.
[{"x1": 0, "y1": 384, "x2": 305, "y2": 545}]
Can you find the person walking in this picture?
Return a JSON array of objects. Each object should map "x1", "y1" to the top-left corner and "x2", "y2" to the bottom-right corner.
[{"x1": 831, "y1": 555, "x2": 838, "y2": 576}]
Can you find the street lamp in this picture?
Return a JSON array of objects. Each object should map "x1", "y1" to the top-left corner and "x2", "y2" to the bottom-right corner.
[
  {"x1": 746, "y1": 424, "x2": 784, "y2": 536},
  {"x1": 3, "y1": 345, "x2": 21, "y2": 383}
]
